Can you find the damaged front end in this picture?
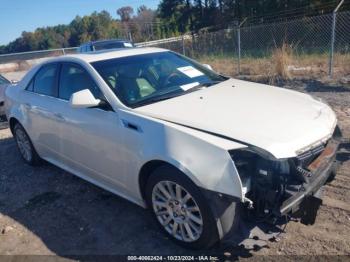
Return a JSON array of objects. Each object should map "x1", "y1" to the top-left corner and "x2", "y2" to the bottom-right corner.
[{"x1": 230, "y1": 126, "x2": 341, "y2": 224}]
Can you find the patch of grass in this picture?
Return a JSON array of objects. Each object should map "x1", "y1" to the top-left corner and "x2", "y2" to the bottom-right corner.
[
  {"x1": 199, "y1": 50, "x2": 350, "y2": 84},
  {"x1": 271, "y1": 43, "x2": 292, "y2": 81}
]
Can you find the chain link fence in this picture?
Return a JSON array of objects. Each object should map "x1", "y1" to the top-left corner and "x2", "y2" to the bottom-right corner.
[
  {"x1": 0, "y1": 11, "x2": 349, "y2": 83},
  {"x1": 180, "y1": 11, "x2": 349, "y2": 82},
  {"x1": 177, "y1": 11, "x2": 349, "y2": 82}
]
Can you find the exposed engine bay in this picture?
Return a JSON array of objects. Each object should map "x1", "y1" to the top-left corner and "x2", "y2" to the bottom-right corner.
[{"x1": 230, "y1": 127, "x2": 341, "y2": 224}]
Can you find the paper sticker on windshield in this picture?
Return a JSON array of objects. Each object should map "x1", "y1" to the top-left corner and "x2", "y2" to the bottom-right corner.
[
  {"x1": 124, "y1": 43, "x2": 133, "y2": 47},
  {"x1": 180, "y1": 82, "x2": 200, "y2": 91},
  {"x1": 177, "y1": 66, "x2": 204, "y2": 78}
]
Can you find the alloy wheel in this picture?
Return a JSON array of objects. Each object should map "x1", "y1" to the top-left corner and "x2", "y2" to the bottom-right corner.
[
  {"x1": 15, "y1": 128, "x2": 32, "y2": 162},
  {"x1": 152, "y1": 181, "x2": 203, "y2": 242}
]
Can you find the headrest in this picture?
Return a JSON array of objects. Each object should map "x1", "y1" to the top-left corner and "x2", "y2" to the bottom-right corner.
[{"x1": 118, "y1": 65, "x2": 141, "y2": 78}]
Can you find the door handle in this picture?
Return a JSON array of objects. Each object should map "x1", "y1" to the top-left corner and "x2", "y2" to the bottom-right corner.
[{"x1": 122, "y1": 119, "x2": 142, "y2": 133}]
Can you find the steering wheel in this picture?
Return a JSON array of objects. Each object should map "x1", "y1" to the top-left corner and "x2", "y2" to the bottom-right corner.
[{"x1": 162, "y1": 72, "x2": 182, "y2": 87}]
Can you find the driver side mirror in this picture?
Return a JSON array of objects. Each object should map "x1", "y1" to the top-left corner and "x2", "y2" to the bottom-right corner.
[{"x1": 69, "y1": 89, "x2": 101, "y2": 109}]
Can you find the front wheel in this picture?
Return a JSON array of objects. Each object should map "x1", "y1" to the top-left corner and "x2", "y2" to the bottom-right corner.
[{"x1": 145, "y1": 165, "x2": 219, "y2": 249}]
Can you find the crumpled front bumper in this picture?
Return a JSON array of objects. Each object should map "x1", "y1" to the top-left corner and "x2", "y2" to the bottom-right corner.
[{"x1": 277, "y1": 129, "x2": 341, "y2": 216}]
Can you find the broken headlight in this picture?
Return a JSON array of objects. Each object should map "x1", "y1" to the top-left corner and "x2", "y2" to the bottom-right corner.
[
  {"x1": 229, "y1": 148, "x2": 291, "y2": 220},
  {"x1": 229, "y1": 148, "x2": 290, "y2": 181}
]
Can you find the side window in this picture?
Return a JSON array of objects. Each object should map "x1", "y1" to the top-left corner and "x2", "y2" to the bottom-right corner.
[
  {"x1": 0, "y1": 76, "x2": 7, "y2": 85},
  {"x1": 26, "y1": 79, "x2": 34, "y2": 92},
  {"x1": 33, "y1": 64, "x2": 58, "y2": 96},
  {"x1": 59, "y1": 63, "x2": 101, "y2": 100}
]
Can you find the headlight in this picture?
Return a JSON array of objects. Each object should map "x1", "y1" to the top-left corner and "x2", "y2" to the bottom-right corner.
[{"x1": 229, "y1": 148, "x2": 290, "y2": 180}]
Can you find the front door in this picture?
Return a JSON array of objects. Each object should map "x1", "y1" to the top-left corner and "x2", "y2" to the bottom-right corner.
[{"x1": 54, "y1": 62, "x2": 128, "y2": 192}]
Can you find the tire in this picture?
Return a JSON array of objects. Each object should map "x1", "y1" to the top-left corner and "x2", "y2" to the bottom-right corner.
[
  {"x1": 145, "y1": 165, "x2": 219, "y2": 249},
  {"x1": 13, "y1": 123, "x2": 41, "y2": 165}
]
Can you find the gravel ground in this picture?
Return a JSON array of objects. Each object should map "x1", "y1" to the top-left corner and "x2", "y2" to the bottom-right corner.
[{"x1": 0, "y1": 79, "x2": 349, "y2": 261}]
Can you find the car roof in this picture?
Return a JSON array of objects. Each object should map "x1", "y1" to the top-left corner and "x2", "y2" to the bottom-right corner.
[{"x1": 57, "y1": 47, "x2": 168, "y2": 63}]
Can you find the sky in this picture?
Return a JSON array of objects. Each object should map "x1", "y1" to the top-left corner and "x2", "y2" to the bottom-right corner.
[{"x1": 0, "y1": 0, "x2": 160, "y2": 45}]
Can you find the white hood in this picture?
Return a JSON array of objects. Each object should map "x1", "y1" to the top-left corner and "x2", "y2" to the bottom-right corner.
[{"x1": 135, "y1": 79, "x2": 337, "y2": 158}]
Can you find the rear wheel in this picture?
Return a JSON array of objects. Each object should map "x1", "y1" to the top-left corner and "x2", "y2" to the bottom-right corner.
[
  {"x1": 145, "y1": 165, "x2": 219, "y2": 249},
  {"x1": 14, "y1": 123, "x2": 41, "y2": 165}
]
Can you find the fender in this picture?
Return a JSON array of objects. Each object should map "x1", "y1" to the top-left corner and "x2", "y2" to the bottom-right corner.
[{"x1": 118, "y1": 109, "x2": 248, "y2": 201}]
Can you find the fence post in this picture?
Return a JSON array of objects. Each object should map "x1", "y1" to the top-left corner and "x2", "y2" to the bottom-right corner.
[
  {"x1": 329, "y1": 12, "x2": 337, "y2": 77},
  {"x1": 329, "y1": 0, "x2": 344, "y2": 78},
  {"x1": 237, "y1": 18, "x2": 247, "y2": 75},
  {"x1": 237, "y1": 27, "x2": 241, "y2": 75},
  {"x1": 182, "y1": 35, "x2": 186, "y2": 55}
]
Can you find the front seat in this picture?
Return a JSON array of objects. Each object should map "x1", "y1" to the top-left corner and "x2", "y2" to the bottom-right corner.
[{"x1": 116, "y1": 66, "x2": 142, "y2": 104}]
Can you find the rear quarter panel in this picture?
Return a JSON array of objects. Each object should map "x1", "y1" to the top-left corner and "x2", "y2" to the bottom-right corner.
[{"x1": 5, "y1": 65, "x2": 40, "y2": 136}]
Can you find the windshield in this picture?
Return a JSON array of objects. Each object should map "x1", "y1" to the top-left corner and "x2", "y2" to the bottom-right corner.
[
  {"x1": 92, "y1": 51, "x2": 227, "y2": 107},
  {"x1": 93, "y1": 41, "x2": 133, "y2": 51}
]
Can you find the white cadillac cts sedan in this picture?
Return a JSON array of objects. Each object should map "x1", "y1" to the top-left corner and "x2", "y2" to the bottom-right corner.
[{"x1": 5, "y1": 48, "x2": 340, "y2": 249}]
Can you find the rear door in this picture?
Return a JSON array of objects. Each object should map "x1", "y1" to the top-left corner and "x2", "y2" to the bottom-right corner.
[{"x1": 21, "y1": 63, "x2": 62, "y2": 159}]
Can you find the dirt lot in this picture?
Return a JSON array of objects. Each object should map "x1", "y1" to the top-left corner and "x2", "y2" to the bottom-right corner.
[{"x1": 0, "y1": 79, "x2": 349, "y2": 261}]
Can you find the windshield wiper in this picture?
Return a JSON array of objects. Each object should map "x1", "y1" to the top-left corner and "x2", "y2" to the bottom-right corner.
[
  {"x1": 132, "y1": 80, "x2": 224, "y2": 108},
  {"x1": 131, "y1": 92, "x2": 183, "y2": 108},
  {"x1": 194, "y1": 80, "x2": 223, "y2": 88}
]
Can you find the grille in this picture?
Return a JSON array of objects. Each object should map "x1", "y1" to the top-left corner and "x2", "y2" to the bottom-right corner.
[
  {"x1": 292, "y1": 143, "x2": 326, "y2": 182},
  {"x1": 296, "y1": 143, "x2": 325, "y2": 168}
]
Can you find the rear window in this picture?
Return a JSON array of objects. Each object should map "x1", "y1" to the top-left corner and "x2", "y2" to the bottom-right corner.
[
  {"x1": 33, "y1": 64, "x2": 58, "y2": 96},
  {"x1": 26, "y1": 79, "x2": 34, "y2": 92},
  {"x1": 93, "y1": 42, "x2": 133, "y2": 51}
]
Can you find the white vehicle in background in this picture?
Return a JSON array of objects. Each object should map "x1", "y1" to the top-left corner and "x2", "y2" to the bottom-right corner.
[
  {"x1": 0, "y1": 74, "x2": 11, "y2": 117},
  {"x1": 5, "y1": 48, "x2": 340, "y2": 248}
]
